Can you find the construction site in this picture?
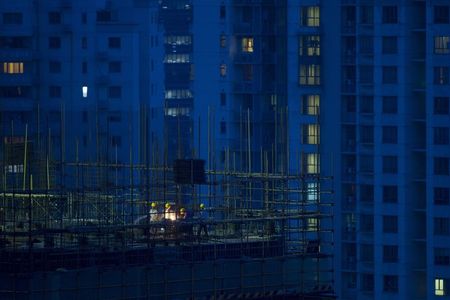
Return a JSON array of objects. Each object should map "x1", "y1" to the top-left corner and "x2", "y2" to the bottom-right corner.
[{"x1": 0, "y1": 119, "x2": 335, "y2": 299}]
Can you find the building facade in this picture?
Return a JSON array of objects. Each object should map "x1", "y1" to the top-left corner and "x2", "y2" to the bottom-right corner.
[{"x1": 0, "y1": 0, "x2": 163, "y2": 190}]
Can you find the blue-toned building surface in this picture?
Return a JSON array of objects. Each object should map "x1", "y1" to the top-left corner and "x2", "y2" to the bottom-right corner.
[{"x1": 0, "y1": 0, "x2": 163, "y2": 189}]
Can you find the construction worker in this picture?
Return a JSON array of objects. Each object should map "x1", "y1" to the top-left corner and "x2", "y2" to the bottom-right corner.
[
  {"x1": 178, "y1": 207, "x2": 187, "y2": 220},
  {"x1": 197, "y1": 203, "x2": 208, "y2": 240},
  {"x1": 164, "y1": 202, "x2": 176, "y2": 221},
  {"x1": 149, "y1": 202, "x2": 159, "y2": 222}
]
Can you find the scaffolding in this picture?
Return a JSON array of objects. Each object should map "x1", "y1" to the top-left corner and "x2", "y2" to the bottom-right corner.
[
  {"x1": 0, "y1": 153, "x2": 334, "y2": 299},
  {"x1": 0, "y1": 96, "x2": 334, "y2": 298}
]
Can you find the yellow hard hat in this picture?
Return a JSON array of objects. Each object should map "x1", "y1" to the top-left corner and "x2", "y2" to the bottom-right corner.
[
  {"x1": 151, "y1": 202, "x2": 156, "y2": 208},
  {"x1": 199, "y1": 203, "x2": 205, "y2": 209},
  {"x1": 180, "y1": 207, "x2": 186, "y2": 213},
  {"x1": 165, "y1": 203, "x2": 171, "y2": 209}
]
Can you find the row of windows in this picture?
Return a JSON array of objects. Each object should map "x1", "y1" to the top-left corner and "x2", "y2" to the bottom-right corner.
[
  {"x1": 343, "y1": 5, "x2": 448, "y2": 25},
  {"x1": 45, "y1": 86, "x2": 122, "y2": 99},
  {"x1": 347, "y1": 185, "x2": 450, "y2": 205},
  {"x1": 2, "y1": 62, "x2": 24, "y2": 74},
  {"x1": 165, "y1": 89, "x2": 193, "y2": 99},
  {"x1": 347, "y1": 155, "x2": 449, "y2": 175},
  {"x1": 47, "y1": 36, "x2": 122, "y2": 49},
  {"x1": 164, "y1": 54, "x2": 190, "y2": 64},
  {"x1": 343, "y1": 95, "x2": 449, "y2": 115},
  {"x1": 48, "y1": 61, "x2": 122, "y2": 74}
]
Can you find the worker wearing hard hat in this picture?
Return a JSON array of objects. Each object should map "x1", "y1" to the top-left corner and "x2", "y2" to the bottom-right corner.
[
  {"x1": 149, "y1": 202, "x2": 159, "y2": 222},
  {"x1": 197, "y1": 203, "x2": 208, "y2": 239},
  {"x1": 164, "y1": 202, "x2": 176, "y2": 221}
]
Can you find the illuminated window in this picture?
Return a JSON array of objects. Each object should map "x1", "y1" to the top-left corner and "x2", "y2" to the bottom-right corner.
[
  {"x1": 304, "y1": 153, "x2": 319, "y2": 174},
  {"x1": 300, "y1": 6, "x2": 320, "y2": 27},
  {"x1": 164, "y1": 35, "x2": 192, "y2": 45},
  {"x1": 307, "y1": 218, "x2": 319, "y2": 231},
  {"x1": 242, "y1": 37, "x2": 254, "y2": 52},
  {"x1": 436, "y1": 278, "x2": 445, "y2": 296},
  {"x1": 164, "y1": 89, "x2": 193, "y2": 99},
  {"x1": 3, "y1": 62, "x2": 24, "y2": 74},
  {"x1": 164, "y1": 54, "x2": 190, "y2": 63},
  {"x1": 82, "y1": 86, "x2": 88, "y2": 98},
  {"x1": 5, "y1": 164, "x2": 24, "y2": 173},
  {"x1": 301, "y1": 95, "x2": 320, "y2": 115},
  {"x1": 302, "y1": 124, "x2": 320, "y2": 145},
  {"x1": 220, "y1": 64, "x2": 227, "y2": 77},
  {"x1": 435, "y1": 36, "x2": 450, "y2": 54},
  {"x1": 299, "y1": 35, "x2": 320, "y2": 56},
  {"x1": 306, "y1": 182, "x2": 319, "y2": 203},
  {"x1": 300, "y1": 64, "x2": 320, "y2": 85},
  {"x1": 165, "y1": 107, "x2": 190, "y2": 117}
]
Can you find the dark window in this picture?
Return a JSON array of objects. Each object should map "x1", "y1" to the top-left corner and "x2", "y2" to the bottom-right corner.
[
  {"x1": 97, "y1": 10, "x2": 112, "y2": 22},
  {"x1": 383, "y1": 185, "x2": 397, "y2": 203},
  {"x1": 49, "y1": 61, "x2": 61, "y2": 73},
  {"x1": 382, "y1": 36, "x2": 397, "y2": 54},
  {"x1": 383, "y1": 155, "x2": 397, "y2": 174},
  {"x1": 3, "y1": 13, "x2": 22, "y2": 25},
  {"x1": 82, "y1": 13, "x2": 87, "y2": 24},
  {"x1": 360, "y1": 244, "x2": 374, "y2": 262},
  {"x1": 108, "y1": 37, "x2": 121, "y2": 49},
  {"x1": 434, "y1": 127, "x2": 449, "y2": 145},
  {"x1": 360, "y1": 6, "x2": 373, "y2": 24},
  {"x1": 108, "y1": 61, "x2": 121, "y2": 73},
  {"x1": 434, "y1": 157, "x2": 449, "y2": 175},
  {"x1": 49, "y1": 37, "x2": 61, "y2": 49},
  {"x1": 360, "y1": 125, "x2": 373, "y2": 144},
  {"x1": 243, "y1": 64, "x2": 253, "y2": 81},
  {"x1": 435, "y1": 6, "x2": 449, "y2": 24},
  {"x1": 49, "y1": 86, "x2": 62, "y2": 98},
  {"x1": 48, "y1": 12, "x2": 61, "y2": 24},
  {"x1": 359, "y1": 36, "x2": 373, "y2": 54},
  {"x1": 220, "y1": 5, "x2": 226, "y2": 19},
  {"x1": 383, "y1": 245, "x2": 398, "y2": 263},
  {"x1": 111, "y1": 136, "x2": 121, "y2": 147},
  {"x1": 382, "y1": 96, "x2": 397, "y2": 114},
  {"x1": 360, "y1": 214, "x2": 374, "y2": 233},
  {"x1": 108, "y1": 113, "x2": 121, "y2": 123},
  {"x1": 435, "y1": 217, "x2": 450, "y2": 235},
  {"x1": 383, "y1": 275, "x2": 398, "y2": 293},
  {"x1": 435, "y1": 248, "x2": 450, "y2": 265},
  {"x1": 434, "y1": 67, "x2": 449, "y2": 85},
  {"x1": 382, "y1": 66, "x2": 397, "y2": 84},
  {"x1": 82, "y1": 62, "x2": 87, "y2": 74},
  {"x1": 0, "y1": 36, "x2": 32, "y2": 49},
  {"x1": 82, "y1": 37, "x2": 87, "y2": 49},
  {"x1": 242, "y1": 6, "x2": 252, "y2": 23},
  {"x1": 383, "y1": 215, "x2": 398, "y2": 233},
  {"x1": 359, "y1": 155, "x2": 374, "y2": 173},
  {"x1": 360, "y1": 185, "x2": 373, "y2": 202},
  {"x1": 359, "y1": 65, "x2": 373, "y2": 84},
  {"x1": 434, "y1": 97, "x2": 449, "y2": 114},
  {"x1": 108, "y1": 86, "x2": 122, "y2": 98},
  {"x1": 220, "y1": 121, "x2": 227, "y2": 134},
  {"x1": 220, "y1": 92, "x2": 226, "y2": 106},
  {"x1": 82, "y1": 111, "x2": 88, "y2": 122},
  {"x1": 344, "y1": 96, "x2": 356, "y2": 113},
  {"x1": 382, "y1": 126, "x2": 397, "y2": 144},
  {"x1": 0, "y1": 86, "x2": 30, "y2": 98},
  {"x1": 382, "y1": 6, "x2": 398, "y2": 24},
  {"x1": 361, "y1": 274, "x2": 374, "y2": 291},
  {"x1": 435, "y1": 187, "x2": 450, "y2": 205}
]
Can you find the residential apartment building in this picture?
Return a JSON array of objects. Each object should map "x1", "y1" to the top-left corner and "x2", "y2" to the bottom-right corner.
[
  {"x1": 0, "y1": 0, "x2": 163, "y2": 189},
  {"x1": 335, "y1": 1, "x2": 450, "y2": 299}
]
